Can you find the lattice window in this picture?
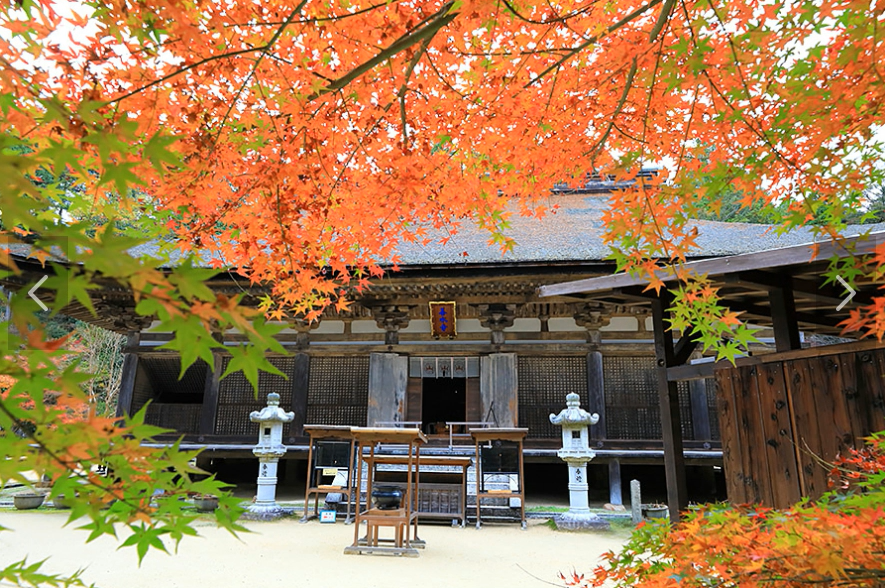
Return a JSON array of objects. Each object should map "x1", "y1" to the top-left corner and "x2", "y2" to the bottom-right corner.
[
  {"x1": 604, "y1": 356, "x2": 694, "y2": 440},
  {"x1": 305, "y1": 356, "x2": 369, "y2": 426},
  {"x1": 130, "y1": 357, "x2": 208, "y2": 428},
  {"x1": 215, "y1": 356, "x2": 297, "y2": 436},
  {"x1": 706, "y1": 378, "x2": 720, "y2": 441},
  {"x1": 144, "y1": 404, "x2": 201, "y2": 434},
  {"x1": 517, "y1": 356, "x2": 587, "y2": 439},
  {"x1": 131, "y1": 363, "x2": 154, "y2": 413}
]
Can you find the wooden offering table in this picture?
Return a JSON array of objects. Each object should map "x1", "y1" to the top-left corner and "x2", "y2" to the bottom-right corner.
[
  {"x1": 470, "y1": 427, "x2": 528, "y2": 530},
  {"x1": 301, "y1": 425, "x2": 357, "y2": 523},
  {"x1": 372, "y1": 454, "x2": 472, "y2": 527},
  {"x1": 345, "y1": 427, "x2": 428, "y2": 557}
]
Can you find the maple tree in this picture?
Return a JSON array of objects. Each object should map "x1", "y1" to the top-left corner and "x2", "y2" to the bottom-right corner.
[
  {"x1": 1, "y1": 0, "x2": 885, "y2": 584},
  {"x1": 563, "y1": 432, "x2": 885, "y2": 588},
  {"x1": 3, "y1": 0, "x2": 884, "y2": 332}
]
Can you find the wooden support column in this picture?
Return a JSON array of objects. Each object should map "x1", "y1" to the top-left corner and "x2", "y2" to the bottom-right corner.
[
  {"x1": 768, "y1": 277, "x2": 801, "y2": 352},
  {"x1": 608, "y1": 459, "x2": 623, "y2": 505},
  {"x1": 650, "y1": 295, "x2": 689, "y2": 521},
  {"x1": 115, "y1": 332, "x2": 140, "y2": 418},
  {"x1": 587, "y1": 350, "x2": 606, "y2": 440},
  {"x1": 367, "y1": 352, "x2": 408, "y2": 426},
  {"x1": 290, "y1": 352, "x2": 310, "y2": 438},
  {"x1": 199, "y1": 353, "x2": 223, "y2": 436},
  {"x1": 574, "y1": 304, "x2": 608, "y2": 441},
  {"x1": 479, "y1": 353, "x2": 518, "y2": 427}
]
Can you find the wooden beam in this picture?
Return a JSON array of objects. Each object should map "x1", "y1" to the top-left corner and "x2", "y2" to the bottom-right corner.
[
  {"x1": 290, "y1": 352, "x2": 310, "y2": 438},
  {"x1": 726, "y1": 270, "x2": 874, "y2": 307},
  {"x1": 115, "y1": 332, "x2": 140, "y2": 419},
  {"x1": 199, "y1": 353, "x2": 222, "y2": 436},
  {"x1": 650, "y1": 294, "x2": 689, "y2": 521},
  {"x1": 768, "y1": 278, "x2": 802, "y2": 352},
  {"x1": 667, "y1": 361, "x2": 715, "y2": 382},
  {"x1": 587, "y1": 350, "x2": 606, "y2": 440},
  {"x1": 672, "y1": 327, "x2": 699, "y2": 367},
  {"x1": 538, "y1": 231, "x2": 883, "y2": 298},
  {"x1": 723, "y1": 299, "x2": 843, "y2": 329}
]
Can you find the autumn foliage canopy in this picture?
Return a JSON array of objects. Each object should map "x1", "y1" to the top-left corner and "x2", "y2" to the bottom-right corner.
[
  {"x1": 2, "y1": 0, "x2": 885, "y2": 329},
  {"x1": 1, "y1": 0, "x2": 885, "y2": 585}
]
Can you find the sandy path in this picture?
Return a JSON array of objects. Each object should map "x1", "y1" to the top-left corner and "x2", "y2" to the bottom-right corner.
[{"x1": 0, "y1": 512, "x2": 627, "y2": 588}]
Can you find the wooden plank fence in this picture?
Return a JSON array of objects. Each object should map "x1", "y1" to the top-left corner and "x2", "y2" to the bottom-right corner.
[{"x1": 715, "y1": 345, "x2": 885, "y2": 507}]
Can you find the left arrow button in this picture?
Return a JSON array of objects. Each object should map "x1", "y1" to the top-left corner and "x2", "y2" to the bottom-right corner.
[{"x1": 28, "y1": 275, "x2": 48, "y2": 311}]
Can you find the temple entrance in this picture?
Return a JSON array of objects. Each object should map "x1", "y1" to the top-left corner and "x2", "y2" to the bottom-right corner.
[{"x1": 421, "y1": 378, "x2": 466, "y2": 435}]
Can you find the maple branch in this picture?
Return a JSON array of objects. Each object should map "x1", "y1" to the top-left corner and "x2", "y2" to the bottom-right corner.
[
  {"x1": 499, "y1": 0, "x2": 595, "y2": 25},
  {"x1": 305, "y1": 2, "x2": 458, "y2": 102},
  {"x1": 110, "y1": 2, "x2": 306, "y2": 105},
  {"x1": 222, "y1": 0, "x2": 401, "y2": 27},
  {"x1": 588, "y1": 57, "x2": 638, "y2": 166},
  {"x1": 0, "y1": 398, "x2": 146, "y2": 514},
  {"x1": 647, "y1": 0, "x2": 675, "y2": 42},
  {"x1": 639, "y1": 20, "x2": 669, "y2": 158},
  {"x1": 397, "y1": 35, "x2": 434, "y2": 147},
  {"x1": 526, "y1": 0, "x2": 663, "y2": 86},
  {"x1": 108, "y1": 46, "x2": 267, "y2": 104},
  {"x1": 213, "y1": 0, "x2": 308, "y2": 147}
]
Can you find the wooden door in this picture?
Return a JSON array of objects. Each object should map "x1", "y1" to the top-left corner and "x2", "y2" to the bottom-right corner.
[
  {"x1": 406, "y1": 376, "x2": 422, "y2": 423},
  {"x1": 466, "y1": 377, "x2": 481, "y2": 422}
]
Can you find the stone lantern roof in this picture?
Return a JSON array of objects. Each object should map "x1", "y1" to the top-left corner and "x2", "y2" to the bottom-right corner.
[
  {"x1": 549, "y1": 393, "x2": 599, "y2": 427},
  {"x1": 249, "y1": 393, "x2": 295, "y2": 423}
]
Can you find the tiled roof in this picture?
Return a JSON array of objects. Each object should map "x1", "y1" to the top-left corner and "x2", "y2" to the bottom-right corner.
[
  {"x1": 6, "y1": 193, "x2": 882, "y2": 269},
  {"x1": 392, "y1": 193, "x2": 884, "y2": 266}
]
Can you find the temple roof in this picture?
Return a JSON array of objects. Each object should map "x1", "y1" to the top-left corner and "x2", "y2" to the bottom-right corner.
[
  {"x1": 391, "y1": 193, "x2": 884, "y2": 266},
  {"x1": 5, "y1": 193, "x2": 883, "y2": 270}
]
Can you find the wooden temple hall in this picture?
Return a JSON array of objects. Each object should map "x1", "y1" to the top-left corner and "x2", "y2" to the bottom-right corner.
[{"x1": 6, "y1": 175, "x2": 884, "y2": 518}]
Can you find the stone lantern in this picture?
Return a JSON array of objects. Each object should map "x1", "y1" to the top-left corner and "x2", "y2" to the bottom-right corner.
[
  {"x1": 246, "y1": 393, "x2": 294, "y2": 520},
  {"x1": 549, "y1": 392, "x2": 609, "y2": 530}
]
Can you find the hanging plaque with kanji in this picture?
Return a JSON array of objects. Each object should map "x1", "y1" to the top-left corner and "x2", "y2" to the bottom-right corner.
[{"x1": 429, "y1": 301, "x2": 457, "y2": 338}]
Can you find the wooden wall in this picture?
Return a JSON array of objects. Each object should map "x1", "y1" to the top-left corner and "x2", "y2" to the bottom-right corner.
[{"x1": 716, "y1": 345, "x2": 885, "y2": 507}]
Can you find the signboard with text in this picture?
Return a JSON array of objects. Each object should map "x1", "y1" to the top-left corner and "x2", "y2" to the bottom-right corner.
[{"x1": 429, "y1": 301, "x2": 457, "y2": 338}]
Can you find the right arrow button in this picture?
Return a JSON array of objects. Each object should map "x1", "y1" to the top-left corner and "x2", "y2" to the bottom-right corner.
[{"x1": 835, "y1": 275, "x2": 856, "y2": 312}]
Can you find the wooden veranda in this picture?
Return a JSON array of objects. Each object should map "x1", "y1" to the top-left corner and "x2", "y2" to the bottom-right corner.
[{"x1": 539, "y1": 232, "x2": 885, "y2": 519}]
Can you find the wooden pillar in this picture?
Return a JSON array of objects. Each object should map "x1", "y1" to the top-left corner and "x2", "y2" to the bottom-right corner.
[
  {"x1": 115, "y1": 332, "x2": 140, "y2": 418},
  {"x1": 768, "y1": 277, "x2": 801, "y2": 352},
  {"x1": 608, "y1": 459, "x2": 622, "y2": 505},
  {"x1": 199, "y1": 353, "x2": 222, "y2": 436},
  {"x1": 689, "y1": 379, "x2": 712, "y2": 441},
  {"x1": 367, "y1": 352, "x2": 407, "y2": 426},
  {"x1": 479, "y1": 353, "x2": 518, "y2": 427},
  {"x1": 290, "y1": 352, "x2": 310, "y2": 438},
  {"x1": 650, "y1": 296, "x2": 688, "y2": 521},
  {"x1": 587, "y1": 350, "x2": 606, "y2": 440}
]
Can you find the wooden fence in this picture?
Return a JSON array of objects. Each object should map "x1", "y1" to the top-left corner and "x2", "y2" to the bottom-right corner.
[{"x1": 715, "y1": 344, "x2": 885, "y2": 507}]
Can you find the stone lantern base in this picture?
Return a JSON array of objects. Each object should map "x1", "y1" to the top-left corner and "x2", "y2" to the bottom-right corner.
[
  {"x1": 553, "y1": 511, "x2": 610, "y2": 532},
  {"x1": 242, "y1": 503, "x2": 296, "y2": 521}
]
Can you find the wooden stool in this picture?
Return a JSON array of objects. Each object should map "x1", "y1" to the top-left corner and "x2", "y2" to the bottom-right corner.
[{"x1": 364, "y1": 508, "x2": 407, "y2": 547}]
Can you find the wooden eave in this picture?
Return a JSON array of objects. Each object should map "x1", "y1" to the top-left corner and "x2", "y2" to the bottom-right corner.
[{"x1": 538, "y1": 232, "x2": 885, "y2": 335}]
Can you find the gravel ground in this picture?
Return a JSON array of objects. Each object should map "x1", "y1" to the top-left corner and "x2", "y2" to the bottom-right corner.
[{"x1": 0, "y1": 510, "x2": 629, "y2": 588}]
